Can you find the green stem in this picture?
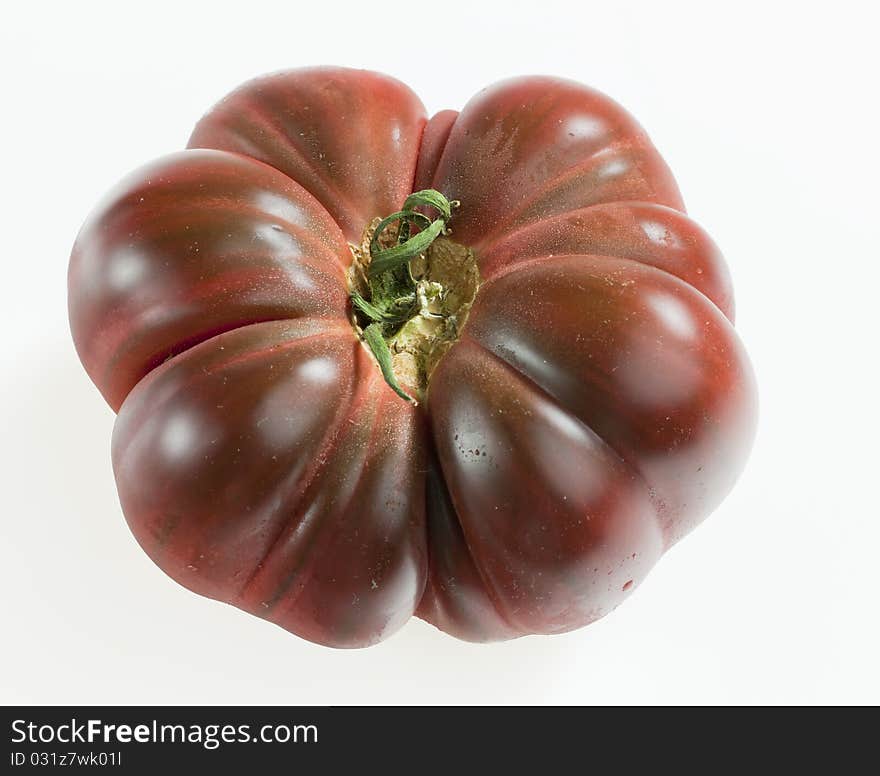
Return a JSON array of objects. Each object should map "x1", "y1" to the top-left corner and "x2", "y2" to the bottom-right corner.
[
  {"x1": 350, "y1": 288, "x2": 412, "y2": 324},
  {"x1": 352, "y1": 189, "x2": 458, "y2": 404},
  {"x1": 367, "y1": 190, "x2": 457, "y2": 278},
  {"x1": 369, "y1": 219, "x2": 445, "y2": 276}
]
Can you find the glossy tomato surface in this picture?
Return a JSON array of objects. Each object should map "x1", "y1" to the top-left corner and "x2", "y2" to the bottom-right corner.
[{"x1": 69, "y1": 67, "x2": 756, "y2": 647}]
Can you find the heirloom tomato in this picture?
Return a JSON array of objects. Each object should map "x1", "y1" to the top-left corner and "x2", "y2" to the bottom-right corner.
[{"x1": 69, "y1": 68, "x2": 756, "y2": 647}]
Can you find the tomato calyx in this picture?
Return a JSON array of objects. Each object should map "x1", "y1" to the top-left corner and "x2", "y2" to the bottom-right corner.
[{"x1": 348, "y1": 190, "x2": 478, "y2": 405}]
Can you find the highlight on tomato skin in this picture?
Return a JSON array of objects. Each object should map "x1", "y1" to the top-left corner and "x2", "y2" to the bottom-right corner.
[{"x1": 68, "y1": 66, "x2": 757, "y2": 648}]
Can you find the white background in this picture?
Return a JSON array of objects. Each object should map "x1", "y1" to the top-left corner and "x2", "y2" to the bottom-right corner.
[{"x1": 2, "y1": 1, "x2": 877, "y2": 705}]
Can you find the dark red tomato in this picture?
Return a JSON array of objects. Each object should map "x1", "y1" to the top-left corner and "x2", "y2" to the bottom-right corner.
[{"x1": 69, "y1": 67, "x2": 756, "y2": 647}]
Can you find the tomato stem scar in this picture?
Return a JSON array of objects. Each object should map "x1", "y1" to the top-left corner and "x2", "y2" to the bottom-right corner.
[{"x1": 347, "y1": 190, "x2": 476, "y2": 405}]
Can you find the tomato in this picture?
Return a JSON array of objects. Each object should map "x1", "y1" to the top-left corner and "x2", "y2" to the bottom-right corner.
[{"x1": 68, "y1": 67, "x2": 756, "y2": 647}]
